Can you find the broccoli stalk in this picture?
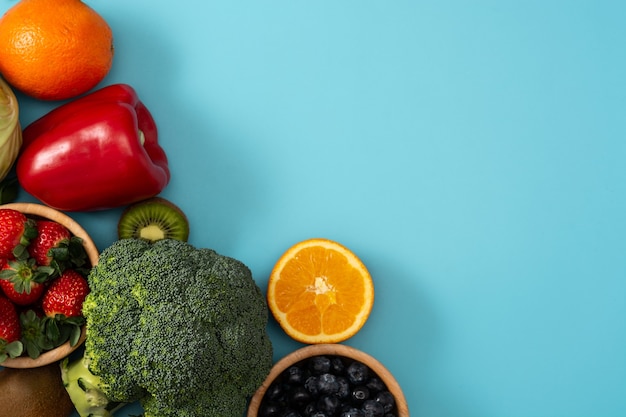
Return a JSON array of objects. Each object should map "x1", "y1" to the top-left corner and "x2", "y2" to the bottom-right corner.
[
  {"x1": 81, "y1": 238, "x2": 273, "y2": 417},
  {"x1": 60, "y1": 355, "x2": 126, "y2": 417}
]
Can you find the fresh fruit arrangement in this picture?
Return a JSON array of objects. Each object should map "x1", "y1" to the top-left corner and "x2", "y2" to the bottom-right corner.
[
  {"x1": 0, "y1": 207, "x2": 93, "y2": 363},
  {"x1": 248, "y1": 344, "x2": 409, "y2": 417},
  {"x1": 254, "y1": 241, "x2": 409, "y2": 417},
  {"x1": 0, "y1": 0, "x2": 410, "y2": 416},
  {"x1": 259, "y1": 354, "x2": 397, "y2": 417}
]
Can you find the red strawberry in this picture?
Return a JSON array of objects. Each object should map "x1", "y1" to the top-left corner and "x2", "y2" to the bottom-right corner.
[
  {"x1": 0, "y1": 258, "x2": 52, "y2": 306},
  {"x1": 41, "y1": 270, "x2": 89, "y2": 349},
  {"x1": 28, "y1": 219, "x2": 88, "y2": 274},
  {"x1": 0, "y1": 208, "x2": 37, "y2": 259},
  {"x1": 0, "y1": 295, "x2": 24, "y2": 362},
  {"x1": 28, "y1": 220, "x2": 71, "y2": 265},
  {"x1": 0, "y1": 278, "x2": 45, "y2": 306},
  {"x1": 42, "y1": 269, "x2": 90, "y2": 318}
]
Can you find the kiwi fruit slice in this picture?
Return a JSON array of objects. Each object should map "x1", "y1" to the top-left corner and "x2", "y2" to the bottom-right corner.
[{"x1": 118, "y1": 197, "x2": 190, "y2": 243}]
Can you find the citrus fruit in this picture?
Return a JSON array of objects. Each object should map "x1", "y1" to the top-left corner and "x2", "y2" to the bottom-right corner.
[
  {"x1": 267, "y1": 238, "x2": 375, "y2": 344},
  {"x1": 0, "y1": 0, "x2": 114, "y2": 101}
]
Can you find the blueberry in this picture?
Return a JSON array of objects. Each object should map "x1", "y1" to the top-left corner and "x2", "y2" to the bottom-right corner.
[
  {"x1": 266, "y1": 382, "x2": 288, "y2": 402},
  {"x1": 351, "y1": 386, "x2": 370, "y2": 405},
  {"x1": 340, "y1": 408, "x2": 366, "y2": 417},
  {"x1": 346, "y1": 362, "x2": 369, "y2": 385},
  {"x1": 365, "y1": 377, "x2": 386, "y2": 394},
  {"x1": 291, "y1": 386, "x2": 312, "y2": 406},
  {"x1": 331, "y1": 356, "x2": 346, "y2": 374},
  {"x1": 317, "y1": 395, "x2": 340, "y2": 415},
  {"x1": 318, "y1": 373, "x2": 339, "y2": 395},
  {"x1": 303, "y1": 402, "x2": 317, "y2": 416},
  {"x1": 309, "y1": 356, "x2": 332, "y2": 375},
  {"x1": 285, "y1": 365, "x2": 306, "y2": 385},
  {"x1": 305, "y1": 376, "x2": 320, "y2": 396},
  {"x1": 259, "y1": 403, "x2": 282, "y2": 417},
  {"x1": 374, "y1": 391, "x2": 395, "y2": 413},
  {"x1": 361, "y1": 399, "x2": 385, "y2": 417},
  {"x1": 336, "y1": 376, "x2": 350, "y2": 399},
  {"x1": 261, "y1": 355, "x2": 394, "y2": 417}
]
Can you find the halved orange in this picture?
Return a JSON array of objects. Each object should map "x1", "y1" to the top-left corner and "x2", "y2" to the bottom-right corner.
[{"x1": 267, "y1": 238, "x2": 374, "y2": 344}]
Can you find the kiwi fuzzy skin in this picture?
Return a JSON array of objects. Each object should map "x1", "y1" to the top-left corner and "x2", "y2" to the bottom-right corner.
[
  {"x1": 117, "y1": 196, "x2": 190, "y2": 243},
  {"x1": 0, "y1": 363, "x2": 75, "y2": 417}
]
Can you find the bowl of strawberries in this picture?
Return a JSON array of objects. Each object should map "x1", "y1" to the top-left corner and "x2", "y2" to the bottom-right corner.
[{"x1": 0, "y1": 203, "x2": 99, "y2": 368}]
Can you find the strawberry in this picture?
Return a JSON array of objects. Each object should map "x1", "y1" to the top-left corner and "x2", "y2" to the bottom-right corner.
[
  {"x1": 0, "y1": 208, "x2": 37, "y2": 259},
  {"x1": 28, "y1": 220, "x2": 71, "y2": 265},
  {"x1": 0, "y1": 278, "x2": 45, "y2": 306},
  {"x1": 28, "y1": 219, "x2": 88, "y2": 275},
  {"x1": 0, "y1": 257, "x2": 53, "y2": 306},
  {"x1": 41, "y1": 269, "x2": 89, "y2": 349},
  {"x1": 42, "y1": 269, "x2": 90, "y2": 318},
  {"x1": 0, "y1": 295, "x2": 24, "y2": 362}
]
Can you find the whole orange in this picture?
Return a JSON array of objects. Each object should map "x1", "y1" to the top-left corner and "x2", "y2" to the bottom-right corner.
[{"x1": 0, "y1": 0, "x2": 114, "y2": 101}]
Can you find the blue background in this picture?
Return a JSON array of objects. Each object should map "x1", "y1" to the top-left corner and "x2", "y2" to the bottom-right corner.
[{"x1": 2, "y1": 1, "x2": 625, "y2": 416}]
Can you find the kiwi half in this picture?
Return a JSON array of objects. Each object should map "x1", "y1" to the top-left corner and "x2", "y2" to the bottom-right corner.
[{"x1": 117, "y1": 197, "x2": 190, "y2": 243}]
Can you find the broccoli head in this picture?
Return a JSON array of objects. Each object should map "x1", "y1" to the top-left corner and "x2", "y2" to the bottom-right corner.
[{"x1": 81, "y1": 238, "x2": 273, "y2": 417}]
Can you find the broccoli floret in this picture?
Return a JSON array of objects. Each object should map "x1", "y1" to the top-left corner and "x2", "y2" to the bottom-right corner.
[
  {"x1": 80, "y1": 238, "x2": 273, "y2": 417},
  {"x1": 60, "y1": 355, "x2": 126, "y2": 417}
]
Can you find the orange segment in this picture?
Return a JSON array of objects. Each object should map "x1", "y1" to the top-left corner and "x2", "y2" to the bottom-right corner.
[{"x1": 267, "y1": 238, "x2": 374, "y2": 344}]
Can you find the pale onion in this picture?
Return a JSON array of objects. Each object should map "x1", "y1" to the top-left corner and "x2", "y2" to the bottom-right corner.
[{"x1": 0, "y1": 76, "x2": 21, "y2": 181}]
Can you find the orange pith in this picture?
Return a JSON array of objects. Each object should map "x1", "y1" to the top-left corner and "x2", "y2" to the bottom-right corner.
[
  {"x1": 268, "y1": 238, "x2": 374, "y2": 344},
  {"x1": 0, "y1": 0, "x2": 114, "y2": 101}
]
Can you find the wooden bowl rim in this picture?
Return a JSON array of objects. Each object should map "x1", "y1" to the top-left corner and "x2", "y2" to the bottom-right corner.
[
  {"x1": 1, "y1": 203, "x2": 98, "y2": 369},
  {"x1": 247, "y1": 343, "x2": 410, "y2": 416}
]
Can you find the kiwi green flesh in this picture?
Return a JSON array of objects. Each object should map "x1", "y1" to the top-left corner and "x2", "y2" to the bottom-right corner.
[{"x1": 118, "y1": 198, "x2": 190, "y2": 243}]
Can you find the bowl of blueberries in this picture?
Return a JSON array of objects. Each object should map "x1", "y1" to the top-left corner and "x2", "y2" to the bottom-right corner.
[{"x1": 248, "y1": 343, "x2": 409, "y2": 417}]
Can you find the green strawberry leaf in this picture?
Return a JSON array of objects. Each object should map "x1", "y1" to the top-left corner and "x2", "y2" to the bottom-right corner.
[
  {"x1": 43, "y1": 314, "x2": 85, "y2": 348},
  {"x1": 23, "y1": 338, "x2": 42, "y2": 359},
  {"x1": 44, "y1": 317, "x2": 61, "y2": 344},
  {"x1": 69, "y1": 324, "x2": 82, "y2": 347},
  {"x1": 20, "y1": 310, "x2": 54, "y2": 359},
  {"x1": 12, "y1": 243, "x2": 29, "y2": 260},
  {"x1": 48, "y1": 245, "x2": 70, "y2": 262},
  {"x1": 22, "y1": 218, "x2": 38, "y2": 242},
  {"x1": 43, "y1": 236, "x2": 89, "y2": 276},
  {"x1": 1, "y1": 340, "x2": 24, "y2": 360},
  {"x1": 33, "y1": 265, "x2": 56, "y2": 282},
  {"x1": 0, "y1": 269, "x2": 15, "y2": 280},
  {"x1": 68, "y1": 236, "x2": 87, "y2": 265}
]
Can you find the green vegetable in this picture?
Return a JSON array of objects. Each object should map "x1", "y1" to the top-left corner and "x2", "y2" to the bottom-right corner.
[
  {"x1": 60, "y1": 356, "x2": 125, "y2": 417},
  {"x1": 80, "y1": 238, "x2": 273, "y2": 417},
  {"x1": 0, "y1": 77, "x2": 21, "y2": 182}
]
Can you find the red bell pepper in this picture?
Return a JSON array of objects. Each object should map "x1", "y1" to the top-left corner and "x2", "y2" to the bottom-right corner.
[{"x1": 16, "y1": 84, "x2": 170, "y2": 211}]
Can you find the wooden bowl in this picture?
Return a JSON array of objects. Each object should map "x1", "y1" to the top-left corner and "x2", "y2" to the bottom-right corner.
[
  {"x1": 1, "y1": 203, "x2": 99, "y2": 369},
  {"x1": 247, "y1": 343, "x2": 409, "y2": 417}
]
